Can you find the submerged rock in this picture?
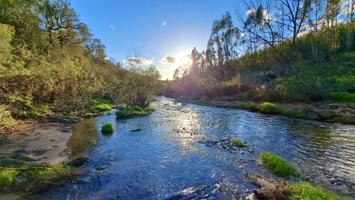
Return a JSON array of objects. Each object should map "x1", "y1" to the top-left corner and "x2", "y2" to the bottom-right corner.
[{"x1": 165, "y1": 184, "x2": 238, "y2": 200}]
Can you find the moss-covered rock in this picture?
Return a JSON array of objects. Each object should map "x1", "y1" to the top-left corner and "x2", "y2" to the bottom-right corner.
[{"x1": 101, "y1": 122, "x2": 114, "y2": 134}]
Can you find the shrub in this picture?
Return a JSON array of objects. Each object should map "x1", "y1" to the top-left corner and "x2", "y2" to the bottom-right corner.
[
  {"x1": 289, "y1": 182, "x2": 342, "y2": 200},
  {"x1": 328, "y1": 92, "x2": 355, "y2": 102},
  {"x1": 116, "y1": 106, "x2": 154, "y2": 119},
  {"x1": 101, "y1": 123, "x2": 114, "y2": 134},
  {"x1": 259, "y1": 151, "x2": 300, "y2": 178},
  {"x1": 231, "y1": 139, "x2": 248, "y2": 147},
  {"x1": 259, "y1": 102, "x2": 285, "y2": 114},
  {"x1": 0, "y1": 105, "x2": 16, "y2": 133}
]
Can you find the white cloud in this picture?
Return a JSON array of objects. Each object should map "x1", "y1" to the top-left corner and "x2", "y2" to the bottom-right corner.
[
  {"x1": 109, "y1": 25, "x2": 115, "y2": 30},
  {"x1": 123, "y1": 57, "x2": 154, "y2": 67},
  {"x1": 160, "y1": 55, "x2": 176, "y2": 64},
  {"x1": 161, "y1": 21, "x2": 168, "y2": 26}
]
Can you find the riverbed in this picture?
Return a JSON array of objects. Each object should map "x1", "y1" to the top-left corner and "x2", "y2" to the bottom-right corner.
[{"x1": 1, "y1": 97, "x2": 354, "y2": 199}]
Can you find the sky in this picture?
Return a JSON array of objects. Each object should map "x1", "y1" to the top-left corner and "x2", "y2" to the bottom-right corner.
[{"x1": 71, "y1": 0, "x2": 245, "y2": 79}]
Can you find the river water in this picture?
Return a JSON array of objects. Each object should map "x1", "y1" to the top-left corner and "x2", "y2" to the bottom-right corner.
[{"x1": 30, "y1": 97, "x2": 355, "y2": 199}]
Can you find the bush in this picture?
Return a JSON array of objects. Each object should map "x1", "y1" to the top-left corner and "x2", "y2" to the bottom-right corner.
[
  {"x1": 259, "y1": 151, "x2": 300, "y2": 178},
  {"x1": 328, "y1": 92, "x2": 355, "y2": 102},
  {"x1": 101, "y1": 122, "x2": 114, "y2": 134},
  {"x1": 231, "y1": 139, "x2": 248, "y2": 147},
  {"x1": 116, "y1": 106, "x2": 154, "y2": 119},
  {"x1": 289, "y1": 182, "x2": 342, "y2": 200},
  {"x1": 0, "y1": 105, "x2": 16, "y2": 133}
]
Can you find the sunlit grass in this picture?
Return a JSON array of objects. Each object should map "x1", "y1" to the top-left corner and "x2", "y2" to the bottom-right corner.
[
  {"x1": 259, "y1": 151, "x2": 300, "y2": 178},
  {"x1": 116, "y1": 106, "x2": 154, "y2": 119},
  {"x1": 231, "y1": 139, "x2": 248, "y2": 147},
  {"x1": 0, "y1": 168, "x2": 17, "y2": 188},
  {"x1": 289, "y1": 182, "x2": 342, "y2": 200}
]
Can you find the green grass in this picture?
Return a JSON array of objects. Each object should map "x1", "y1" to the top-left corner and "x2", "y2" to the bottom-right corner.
[
  {"x1": 26, "y1": 165, "x2": 76, "y2": 181},
  {"x1": 231, "y1": 139, "x2": 248, "y2": 147},
  {"x1": 0, "y1": 168, "x2": 18, "y2": 188},
  {"x1": 116, "y1": 106, "x2": 154, "y2": 119},
  {"x1": 101, "y1": 122, "x2": 114, "y2": 134},
  {"x1": 0, "y1": 164, "x2": 77, "y2": 190},
  {"x1": 259, "y1": 102, "x2": 285, "y2": 114},
  {"x1": 238, "y1": 102, "x2": 259, "y2": 112},
  {"x1": 259, "y1": 151, "x2": 300, "y2": 178},
  {"x1": 289, "y1": 182, "x2": 342, "y2": 200},
  {"x1": 257, "y1": 102, "x2": 306, "y2": 119},
  {"x1": 328, "y1": 92, "x2": 355, "y2": 103}
]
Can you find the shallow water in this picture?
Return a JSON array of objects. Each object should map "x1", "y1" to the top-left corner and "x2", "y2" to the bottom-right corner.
[{"x1": 30, "y1": 97, "x2": 355, "y2": 199}]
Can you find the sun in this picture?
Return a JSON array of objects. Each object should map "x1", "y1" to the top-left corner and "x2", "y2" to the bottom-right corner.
[{"x1": 174, "y1": 50, "x2": 192, "y2": 67}]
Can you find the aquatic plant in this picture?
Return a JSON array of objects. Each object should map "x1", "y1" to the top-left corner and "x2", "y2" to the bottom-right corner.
[
  {"x1": 101, "y1": 123, "x2": 114, "y2": 134},
  {"x1": 259, "y1": 151, "x2": 300, "y2": 178},
  {"x1": 231, "y1": 139, "x2": 248, "y2": 147},
  {"x1": 289, "y1": 182, "x2": 342, "y2": 200},
  {"x1": 116, "y1": 106, "x2": 154, "y2": 119}
]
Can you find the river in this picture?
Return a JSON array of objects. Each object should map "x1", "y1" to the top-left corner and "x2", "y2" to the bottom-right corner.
[{"x1": 3, "y1": 97, "x2": 355, "y2": 199}]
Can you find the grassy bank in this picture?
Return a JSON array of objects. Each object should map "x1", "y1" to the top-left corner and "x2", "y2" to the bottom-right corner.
[
  {"x1": 0, "y1": 164, "x2": 78, "y2": 192},
  {"x1": 116, "y1": 106, "x2": 155, "y2": 119}
]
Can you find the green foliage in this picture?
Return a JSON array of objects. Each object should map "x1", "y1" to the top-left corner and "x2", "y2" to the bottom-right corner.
[
  {"x1": 0, "y1": 24, "x2": 14, "y2": 65},
  {"x1": 257, "y1": 102, "x2": 306, "y2": 119},
  {"x1": 0, "y1": 164, "x2": 77, "y2": 191},
  {"x1": 0, "y1": 0, "x2": 161, "y2": 123},
  {"x1": 0, "y1": 168, "x2": 17, "y2": 188},
  {"x1": 238, "y1": 102, "x2": 259, "y2": 112},
  {"x1": 231, "y1": 139, "x2": 247, "y2": 147},
  {"x1": 259, "y1": 102, "x2": 285, "y2": 114},
  {"x1": 9, "y1": 95, "x2": 52, "y2": 119},
  {"x1": 101, "y1": 122, "x2": 114, "y2": 134},
  {"x1": 116, "y1": 106, "x2": 154, "y2": 119},
  {"x1": 259, "y1": 151, "x2": 300, "y2": 178},
  {"x1": 289, "y1": 182, "x2": 342, "y2": 200},
  {"x1": 277, "y1": 53, "x2": 355, "y2": 101},
  {"x1": 26, "y1": 165, "x2": 76, "y2": 182},
  {"x1": 328, "y1": 92, "x2": 355, "y2": 102},
  {"x1": 0, "y1": 105, "x2": 16, "y2": 133},
  {"x1": 91, "y1": 99, "x2": 115, "y2": 113}
]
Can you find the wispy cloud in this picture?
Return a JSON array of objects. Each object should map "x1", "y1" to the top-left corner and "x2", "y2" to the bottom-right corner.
[
  {"x1": 109, "y1": 25, "x2": 115, "y2": 30},
  {"x1": 161, "y1": 21, "x2": 168, "y2": 27},
  {"x1": 160, "y1": 55, "x2": 176, "y2": 64},
  {"x1": 123, "y1": 57, "x2": 154, "y2": 67}
]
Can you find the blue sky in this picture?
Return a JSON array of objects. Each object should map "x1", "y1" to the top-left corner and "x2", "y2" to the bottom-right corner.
[{"x1": 71, "y1": 0, "x2": 244, "y2": 79}]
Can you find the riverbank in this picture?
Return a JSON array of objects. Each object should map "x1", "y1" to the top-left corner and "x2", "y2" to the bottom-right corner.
[{"x1": 172, "y1": 96, "x2": 355, "y2": 124}]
